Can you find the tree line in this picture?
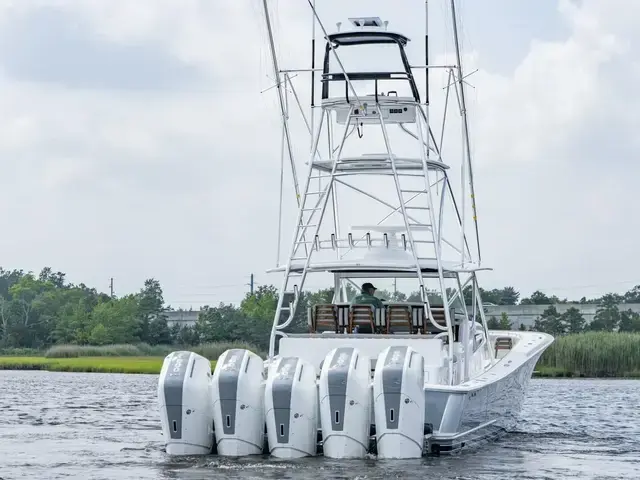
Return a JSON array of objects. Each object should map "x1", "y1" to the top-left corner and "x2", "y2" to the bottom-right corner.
[
  {"x1": 1, "y1": 266, "x2": 639, "y2": 352},
  {"x1": 487, "y1": 300, "x2": 640, "y2": 335}
]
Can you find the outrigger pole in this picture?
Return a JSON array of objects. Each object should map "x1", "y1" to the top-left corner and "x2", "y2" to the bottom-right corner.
[
  {"x1": 260, "y1": 0, "x2": 301, "y2": 206},
  {"x1": 449, "y1": 0, "x2": 481, "y2": 265}
]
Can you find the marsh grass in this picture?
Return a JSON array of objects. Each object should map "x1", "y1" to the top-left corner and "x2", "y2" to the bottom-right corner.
[
  {"x1": 538, "y1": 332, "x2": 640, "y2": 377},
  {"x1": 0, "y1": 356, "x2": 218, "y2": 374},
  {"x1": 44, "y1": 342, "x2": 266, "y2": 360},
  {"x1": 0, "y1": 347, "x2": 42, "y2": 356}
]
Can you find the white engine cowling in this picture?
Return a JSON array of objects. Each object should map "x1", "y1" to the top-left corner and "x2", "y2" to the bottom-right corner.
[
  {"x1": 158, "y1": 351, "x2": 214, "y2": 455},
  {"x1": 264, "y1": 356, "x2": 318, "y2": 458},
  {"x1": 319, "y1": 347, "x2": 371, "y2": 458},
  {"x1": 373, "y1": 346, "x2": 425, "y2": 459},
  {"x1": 211, "y1": 348, "x2": 266, "y2": 456}
]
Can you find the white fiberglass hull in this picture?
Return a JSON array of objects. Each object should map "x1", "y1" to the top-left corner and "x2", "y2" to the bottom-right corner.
[{"x1": 424, "y1": 349, "x2": 543, "y2": 454}]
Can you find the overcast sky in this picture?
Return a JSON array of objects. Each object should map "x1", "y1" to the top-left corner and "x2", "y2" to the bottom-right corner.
[{"x1": 0, "y1": 0, "x2": 637, "y2": 308}]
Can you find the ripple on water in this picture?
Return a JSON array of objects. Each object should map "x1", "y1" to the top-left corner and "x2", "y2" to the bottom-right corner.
[{"x1": 0, "y1": 372, "x2": 639, "y2": 480}]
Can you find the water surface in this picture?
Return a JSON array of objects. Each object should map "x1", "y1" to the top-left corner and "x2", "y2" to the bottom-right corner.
[{"x1": 1, "y1": 371, "x2": 638, "y2": 479}]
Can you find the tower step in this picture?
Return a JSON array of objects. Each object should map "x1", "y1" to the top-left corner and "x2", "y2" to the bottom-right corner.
[{"x1": 281, "y1": 291, "x2": 296, "y2": 303}]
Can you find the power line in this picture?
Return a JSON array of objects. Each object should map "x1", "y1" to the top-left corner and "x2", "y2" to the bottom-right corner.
[{"x1": 175, "y1": 283, "x2": 248, "y2": 289}]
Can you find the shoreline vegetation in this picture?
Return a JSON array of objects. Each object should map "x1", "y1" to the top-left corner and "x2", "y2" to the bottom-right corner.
[
  {"x1": 2, "y1": 267, "x2": 640, "y2": 379},
  {"x1": 0, "y1": 342, "x2": 259, "y2": 374},
  {"x1": 1, "y1": 332, "x2": 639, "y2": 378}
]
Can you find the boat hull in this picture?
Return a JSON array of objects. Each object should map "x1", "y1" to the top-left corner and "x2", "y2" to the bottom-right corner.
[{"x1": 425, "y1": 349, "x2": 542, "y2": 454}]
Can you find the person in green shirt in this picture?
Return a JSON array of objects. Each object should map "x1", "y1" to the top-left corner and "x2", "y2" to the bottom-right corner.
[
  {"x1": 350, "y1": 282, "x2": 384, "y2": 309},
  {"x1": 350, "y1": 283, "x2": 385, "y2": 333}
]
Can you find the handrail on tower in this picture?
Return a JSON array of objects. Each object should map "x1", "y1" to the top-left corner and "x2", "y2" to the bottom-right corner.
[{"x1": 320, "y1": 18, "x2": 420, "y2": 102}]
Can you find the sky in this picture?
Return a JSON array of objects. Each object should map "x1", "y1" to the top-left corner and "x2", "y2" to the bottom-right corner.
[{"x1": 0, "y1": 0, "x2": 638, "y2": 308}]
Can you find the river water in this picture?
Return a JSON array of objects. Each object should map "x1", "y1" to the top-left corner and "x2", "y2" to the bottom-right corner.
[{"x1": 0, "y1": 371, "x2": 638, "y2": 480}]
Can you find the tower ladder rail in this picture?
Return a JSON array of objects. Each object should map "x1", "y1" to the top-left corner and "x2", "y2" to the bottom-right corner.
[{"x1": 269, "y1": 106, "x2": 355, "y2": 358}]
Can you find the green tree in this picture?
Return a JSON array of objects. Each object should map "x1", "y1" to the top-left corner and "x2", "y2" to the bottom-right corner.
[
  {"x1": 54, "y1": 300, "x2": 92, "y2": 344},
  {"x1": 0, "y1": 295, "x2": 10, "y2": 347},
  {"x1": 590, "y1": 294, "x2": 620, "y2": 332},
  {"x1": 521, "y1": 290, "x2": 551, "y2": 305},
  {"x1": 38, "y1": 267, "x2": 67, "y2": 289},
  {"x1": 88, "y1": 295, "x2": 140, "y2": 344},
  {"x1": 532, "y1": 305, "x2": 565, "y2": 335},
  {"x1": 561, "y1": 307, "x2": 585, "y2": 334},
  {"x1": 497, "y1": 312, "x2": 512, "y2": 330},
  {"x1": 240, "y1": 285, "x2": 278, "y2": 321},
  {"x1": 89, "y1": 323, "x2": 110, "y2": 345},
  {"x1": 197, "y1": 303, "x2": 270, "y2": 349},
  {"x1": 137, "y1": 278, "x2": 166, "y2": 343},
  {"x1": 0, "y1": 268, "x2": 25, "y2": 299},
  {"x1": 497, "y1": 287, "x2": 520, "y2": 305},
  {"x1": 487, "y1": 316, "x2": 500, "y2": 329},
  {"x1": 148, "y1": 315, "x2": 172, "y2": 345},
  {"x1": 623, "y1": 285, "x2": 640, "y2": 303},
  {"x1": 177, "y1": 325, "x2": 200, "y2": 345},
  {"x1": 618, "y1": 309, "x2": 640, "y2": 332}
]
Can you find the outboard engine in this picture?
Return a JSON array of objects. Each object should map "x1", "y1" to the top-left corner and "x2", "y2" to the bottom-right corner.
[
  {"x1": 158, "y1": 351, "x2": 214, "y2": 455},
  {"x1": 373, "y1": 346, "x2": 425, "y2": 459},
  {"x1": 264, "y1": 356, "x2": 318, "y2": 458},
  {"x1": 211, "y1": 348, "x2": 266, "y2": 456},
  {"x1": 319, "y1": 347, "x2": 371, "y2": 458}
]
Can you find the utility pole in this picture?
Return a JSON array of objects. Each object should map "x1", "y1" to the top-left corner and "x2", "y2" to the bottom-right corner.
[
  {"x1": 109, "y1": 277, "x2": 114, "y2": 298},
  {"x1": 250, "y1": 273, "x2": 254, "y2": 295}
]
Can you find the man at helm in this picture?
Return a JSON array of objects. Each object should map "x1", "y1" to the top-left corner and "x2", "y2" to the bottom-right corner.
[
  {"x1": 349, "y1": 282, "x2": 384, "y2": 333},
  {"x1": 350, "y1": 282, "x2": 384, "y2": 309}
]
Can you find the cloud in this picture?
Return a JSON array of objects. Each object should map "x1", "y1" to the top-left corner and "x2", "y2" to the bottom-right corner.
[
  {"x1": 458, "y1": 0, "x2": 640, "y2": 299},
  {"x1": 0, "y1": 6, "x2": 207, "y2": 91},
  {"x1": 0, "y1": 0, "x2": 637, "y2": 307}
]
